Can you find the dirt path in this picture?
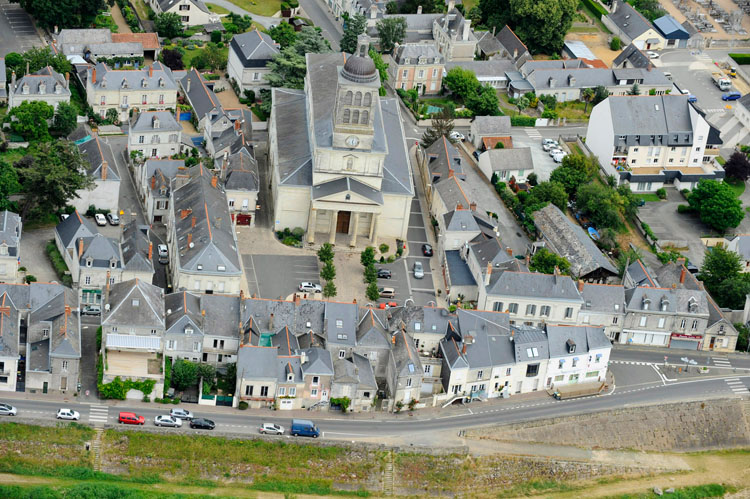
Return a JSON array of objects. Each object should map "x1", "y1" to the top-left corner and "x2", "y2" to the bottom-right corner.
[{"x1": 110, "y1": 5, "x2": 132, "y2": 34}]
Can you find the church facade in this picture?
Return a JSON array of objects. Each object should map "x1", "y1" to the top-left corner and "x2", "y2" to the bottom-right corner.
[{"x1": 269, "y1": 36, "x2": 414, "y2": 246}]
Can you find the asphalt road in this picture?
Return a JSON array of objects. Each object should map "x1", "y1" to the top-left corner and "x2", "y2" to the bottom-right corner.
[
  {"x1": 298, "y1": 0, "x2": 342, "y2": 52},
  {"x1": 0, "y1": 0, "x2": 43, "y2": 56},
  {"x1": 243, "y1": 254, "x2": 320, "y2": 300}
]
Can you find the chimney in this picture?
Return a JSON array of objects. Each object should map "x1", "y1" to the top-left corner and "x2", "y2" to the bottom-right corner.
[
  {"x1": 211, "y1": 175, "x2": 218, "y2": 188},
  {"x1": 513, "y1": 48, "x2": 518, "y2": 60},
  {"x1": 417, "y1": 5, "x2": 422, "y2": 14},
  {"x1": 391, "y1": 335, "x2": 396, "y2": 345},
  {"x1": 187, "y1": 233, "x2": 192, "y2": 246},
  {"x1": 11, "y1": 71, "x2": 15, "y2": 88},
  {"x1": 370, "y1": 3, "x2": 377, "y2": 18},
  {"x1": 101, "y1": 160, "x2": 108, "y2": 181},
  {"x1": 65, "y1": 72, "x2": 70, "y2": 88},
  {"x1": 240, "y1": 289, "x2": 245, "y2": 301},
  {"x1": 149, "y1": 65, "x2": 153, "y2": 77},
  {"x1": 26, "y1": 62, "x2": 29, "y2": 75},
  {"x1": 234, "y1": 119, "x2": 241, "y2": 131},
  {"x1": 92, "y1": 67, "x2": 97, "y2": 84},
  {"x1": 300, "y1": 350, "x2": 307, "y2": 364},
  {"x1": 187, "y1": 77, "x2": 191, "y2": 93},
  {"x1": 191, "y1": 215, "x2": 196, "y2": 228},
  {"x1": 680, "y1": 265, "x2": 686, "y2": 284},
  {"x1": 462, "y1": 343, "x2": 467, "y2": 354},
  {"x1": 578, "y1": 279, "x2": 584, "y2": 293},
  {"x1": 269, "y1": 313, "x2": 275, "y2": 330},
  {"x1": 106, "y1": 270, "x2": 111, "y2": 293},
  {"x1": 180, "y1": 208, "x2": 190, "y2": 219},
  {"x1": 506, "y1": 247, "x2": 513, "y2": 256},
  {"x1": 463, "y1": 19, "x2": 471, "y2": 41},
  {"x1": 65, "y1": 305, "x2": 71, "y2": 316},
  {"x1": 456, "y1": 202, "x2": 464, "y2": 210},
  {"x1": 549, "y1": 77, "x2": 556, "y2": 89},
  {"x1": 485, "y1": 261, "x2": 492, "y2": 286},
  {"x1": 151, "y1": 176, "x2": 156, "y2": 190},
  {"x1": 469, "y1": 201, "x2": 477, "y2": 211},
  {"x1": 78, "y1": 237, "x2": 83, "y2": 256},
  {"x1": 148, "y1": 242, "x2": 153, "y2": 261}
]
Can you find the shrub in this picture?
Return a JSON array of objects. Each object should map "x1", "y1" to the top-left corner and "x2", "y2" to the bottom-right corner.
[
  {"x1": 142, "y1": 395, "x2": 150, "y2": 402},
  {"x1": 211, "y1": 30, "x2": 222, "y2": 43},
  {"x1": 379, "y1": 243, "x2": 389, "y2": 253},
  {"x1": 640, "y1": 222, "x2": 658, "y2": 242},
  {"x1": 610, "y1": 36, "x2": 621, "y2": 50},
  {"x1": 510, "y1": 116, "x2": 536, "y2": 126},
  {"x1": 45, "y1": 240, "x2": 73, "y2": 287},
  {"x1": 729, "y1": 53, "x2": 750, "y2": 65},
  {"x1": 172, "y1": 398, "x2": 181, "y2": 404},
  {"x1": 541, "y1": 109, "x2": 558, "y2": 119},
  {"x1": 582, "y1": 0, "x2": 608, "y2": 17},
  {"x1": 656, "y1": 187, "x2": 667, "y2": 199},
  {"x1": 238, "y1": 401, "x2": 249, "y2": 410},
  {"x1": 677, "y1": 204, "x2": 692, "y2": 213},
  {"x1": 24, "y1": 275, "x2": 36, "y2": 283}
]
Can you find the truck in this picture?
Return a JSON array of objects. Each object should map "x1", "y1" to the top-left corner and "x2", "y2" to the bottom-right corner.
[
  {"x1": 711, "y1": 72, "x2": 732, "y2": 91},
  {"x1": 547, "y1": 381, "x2": 605, "y2": 400}
]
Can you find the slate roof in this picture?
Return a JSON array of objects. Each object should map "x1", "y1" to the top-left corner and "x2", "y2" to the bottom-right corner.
[
  {"x1": 469, "y1": 237, "x2": 514, "y2": 270},
  {"x1": 581, "y1": 283, "x2": 626, "y2": 314},
  {"x1": 120, "y1": 222, "x2": 154, "y2": 274},
  {"x1": 28, "y1": 285, "x2": 81, "y2": 361},
  {"x1": 727, "y1": 235, "x2": 750, "y2": 260},
  {"x1": 144, "y1": 159, "x2": 186, "y2": 182},
  {"x1": 435, "y1": 175, "x2": 471, "y2": 211},
  {"x1": 312, "y1": 177, "x2": 384, "y2": 205},
  {"x1": 613, "y1": 43, "x2": 653, "y2": 69},
  {"x1": 525, "y1": 67, "x2": 670, "y2": 92},
  {"x1": 608, "y1": 1, "x2": 655, "y2": 40},
  {"x1": 533, "y1": 204, "x2": 617, "y2": 278},
  {"x1": 0, "y1": 59, "x2": 5, "y2": 99},
  {"x1": 237, "y1": 344, "x2": 280, "y2": 379},
  {"x1": 181, "y1": 68, "x2": 221, "y2": 121},
  {"x1": 89, "y1": 62, "x2": 177, "y2": 93},
  {"x1": 606, "y1": 95, "x2": 693, "y2": 139},
  {"x1": 224, "y1": 148, "x2": 259, "y2": 192},
  {"x1": 624, "y1": 286, "x2": 709, "y2": 315},
  {"x1": 475, "y1": 30, "x2": 503, "y2": 56},
  {"x1": 171, "y1": 165, "x2": 241, "y2": 275},
  {"x1": 10, "y1": 66, "x2": 70, "y2": 99},
  {"x1": 273, "y1": 88, "x2": 312, "y2": 187},
  {"x1": 387, "y1": 305, "x2": 458, "y2": 338},
  {"x1": 324, "y1": 301, "x2": 359, "y2": 347},
  {"x1": 392, "y1": 43, "x2": 443, "y2": 64},
  {"x1": 158, "y1": 0, "x2": 210, "y2": 14},
  {"x1": 79, "y1": 234, "x2": 121, "y2": 268},
  {"x1": 78, "y1": 135, "x2": 120, "y2": 181},
  {"x1": 300, "y1": 347, "x2": 333, "y2": 376},
  {"x1": 546, "y1": 325, "x2": 609, "y2": 358},
  {"x1": 482, "y1": 147, "x2": 533, "y2": 173},
  {"x1": 495, "y1": 25, "x2": 529, "y2": 63},
  {"x1": 391, "y1": 329, "x2": 421, "y2": 377},
  {"x1": 425, "y1": 135, "x2": 465, "y2": 182},
  {"x1": 625, "y1": 259, "x2": 659, "y2": 287},
  {"x1": 487, "y1": 271, "x2": 583, "y2": 302},
  {"x1": 0, "y1": 211, "x2": 21, "y2": 256},
  {"x1": 103, "y1": 278, "x2": 165, "y2": 328},
  {"x1": 512, "y1": 326, "x2": 549, "y2": 362},
  {"x1": 443, "y1": 209, "x2": 480, "y2": 232},
  {"x1": 230, "y1": 30, "x2": 280, "y2": 68},
  {"x1": 654, "y1": 15, "x2": 690, "y2": 39},
  {"x1": 129, "y1": 111, "x2": 181, "y2": 133},
  {"x1": 445, "y1": 59, "x2": 515, "y2": 79},
  {"x1": 55, "y1": 211, "x2": 97, "y2": 250},
  {"x1": 456, "y1": 308, "x2": 511, "y2": 337},
  {"x1": 0, "y1": 292, "x2": 20, "y2": 358},
  {"x1": 165, "y1": 291, "x2": 203, "y2": 333},
  {"x1": 472, "y1": 115, "x2": 511, "y2": 137}
]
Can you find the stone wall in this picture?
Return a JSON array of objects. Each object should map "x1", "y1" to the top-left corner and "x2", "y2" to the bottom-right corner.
[{"x1": 467, "y1": 399, "x2": 750, "y2": 452}]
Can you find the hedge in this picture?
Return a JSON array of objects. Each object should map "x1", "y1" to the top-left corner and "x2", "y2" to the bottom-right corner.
[
  {"x1": 729, "y1": 53, "x2": 750, "y2": 65},
  {"x1": 45, "y1": 240, "x2": 73, "y2": 287},
  {"x1": 510, "y1": 116, "x2": 537, "y2": 127},
  {"x1": 581, "y1": 0, "x2": 608, "y2": 17}
]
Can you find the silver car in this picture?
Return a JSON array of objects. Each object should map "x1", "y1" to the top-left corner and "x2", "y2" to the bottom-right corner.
[
  {"x1": 154, "y1": 415, "x2": 183, "y2": 427},
  {"x1": 0, "y1": 403, "x2": 17, "y2": 416},
  {"x1": 413, "y1": 261, "x2": 424, "y2": 279},
  {"x1": 169, "y1": 408, "x2": 194, "y2": 420}
]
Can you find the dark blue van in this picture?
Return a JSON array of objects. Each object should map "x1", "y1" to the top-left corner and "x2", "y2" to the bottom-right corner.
[{"x1": 291, "y1": 419, "x2": 320, "y2": 438}]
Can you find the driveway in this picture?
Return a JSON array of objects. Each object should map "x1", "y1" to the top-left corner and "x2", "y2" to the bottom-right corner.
[
  {"x1": 509, "y1": 128, "x2": 559, "y2": 182},
  {"x1": 19, "y1": 227, "x2": 58, "y2": 284},
  {"x1": 243, "y1": 254, "x2": 320, "y2": 300},
  {"x1": 0, "y1": 0, "x2": 44, "y2": 56}
]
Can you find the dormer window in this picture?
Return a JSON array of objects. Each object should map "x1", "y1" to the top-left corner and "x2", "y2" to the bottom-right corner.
[
  {"x1": 39, "y1": 82, "x2": 46, "y2": 94},
  {"x1": 86, "y1": 257, "x2": 93, "y2": 267},
  {"x1": 21, "y1": 83, "x2": 29, "y2": 95},
  {"x1": 101, "y1": 77, "x2": 107, "y2": 88},
  {"x1": 185, "y1": 327, "x2": 193, "y2": 335},
  {"x1": 142, "y1": 78, "x2": 148, "y2": 88},
  {"x1": 122, "y1": 79, "x2": 128, "y2": 89},
  {"x1": 642, "y1": 296, "x2": 651, "y2": 310},
  {"x1": 336, "y1": 319, "x2": 343, "y2": 328},
  {"x1": 403, "y1": 57, "x2": 409, "y2": 64},
  {"x1": 197, "y1": 264, "x2": 203, "y2": 270},
  {"x1": 110, "y1": 259, "x2": 117, "y2": 268},
  {"x1": 660, "y1": 297, "x2": 669, "y2": 311},
  {"x1": 153, "y1": 117, "x2": 160, "y2": 129},
  {"x1": 159, "y1": 77, "x2": 165, "y2": 88},
  {"x1": 566, "y1": 339, "x2": 576, "y2": 353},
  {"x1": 217, "y1": 265, "x2": 226, "y2": 271},
  {"x1": 287, "y1": 373, "x2": 294, "y2": 382},
  {"x1": 54, "y1": 83, "x2": 62, "y2": 94},
  {"x1": 0, "y1": 245, "x2": 7, "y2": 256},
  {"x1": 132, "y1": 299, "x2": 140, "y2": 307}
]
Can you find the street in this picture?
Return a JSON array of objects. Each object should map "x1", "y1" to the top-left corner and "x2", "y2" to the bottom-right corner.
[
  {"x1": 298, "y1": 0, "x2": 342, "y2": 51},
  {"x1": 0, "y1": 0, "x2": 44, "y2": 56}
]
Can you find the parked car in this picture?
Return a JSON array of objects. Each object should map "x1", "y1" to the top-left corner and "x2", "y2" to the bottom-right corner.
[
  {"x1": 190, "y1": 418, "x2": 215, "y2": 430},
  {"x1": 81, "y1": 304, "x2": 101, "y2": 316},
  {"x1": 106, "y1": 213, "x2": 120, "y2": 225},
  {"x1": 449, "y1": 131, "x2": 465, "y2": 142},
  {"x1": 56, "y1": 408, "x2": 80, "y2": 420},
  {"x1": 413, "y1": 261, "x2": 424, "y2": 279},
  {"x1": 299, "y1": 282, "x2": 323, "y2": 293},
  {"x1": 169, "y1": 408, "x2": 194, "y2": 420},
  {"x1": 722, "y1": 90, "x2": 742, "y2": 101},
  {"x1": 687, "y1": 95, "x2": 698, "y2": 103},
  {"x1": 422, "y1": 244, "x2": 433, "y2": 257},
  {"x1": 0, "y1": 403, "x2": 17, "y2": 416},
  {"x1": 157, "y1": 244, "x2": 169, "y2": 264},
  {"x1": 552, "y1": 150, "x2": 567, "y2": 163},
  {"x1": 646, "y1": 51, "x2": 659, "y2": 59},
  {"x1": 290, "y1": 418, "x2": 320, "y2": 438},
  {"x1": 154, "y1": 415, "x2": 182, "y2": 427},
  {"x1": 548, "y1": 147, "x2": 563, "y2": 157},
  {"x1": 118, "y1": 412, "x2": 145, "y2": 425},
  {"x1": 94, "y1": 213, "x2": 107, "y2": 226},
  {"x1": 542, "y1": 140, "x2": 559, "y2": 152},
  {"x1": 259, "y1": 423, "x2": 285, "y2": 435},
  {"x1": 378, "y1": 287, "x2": 396, "y2": 299},
  {"x1": 377, "y1": 268, "x2": 392, "y2": 279}
]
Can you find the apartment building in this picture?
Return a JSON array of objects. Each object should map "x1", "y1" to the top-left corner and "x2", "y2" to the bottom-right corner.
[{"x1": 388, "y1": 43, "x2": 444, "y2": 94}]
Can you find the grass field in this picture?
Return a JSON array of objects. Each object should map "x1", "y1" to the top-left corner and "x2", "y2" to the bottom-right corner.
[
  {"x1": 634, "y1": 193, "x2": 662, "y2": 203},
  {"x1": 207, "y1": 2, "x2": 231, "y2": 14},
  {"x1": 131, "y1": 0, "x2": 154, "y2": 21},
  {"x1": 725, "y1": 177, "x2": 746, "y2": 197},
  {"x1": 225, "y1": 0, "x2": 281, "y2": 16}
]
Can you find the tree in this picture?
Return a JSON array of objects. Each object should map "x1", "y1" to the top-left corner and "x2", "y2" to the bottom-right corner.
[
  {"x1": 155, "y1": 12, "x2": 183, "y2": 39},
  {"x1": 269, "y1": 22, "x2": 298, "y2": 49},
  {"x1": 526, "y1": 172, "x2": 538, "y2": 186},
  {"x1": 386, "y1": 1, "x2": 398, "y2": 13},
  {"x1": 376, "y1": 16, "x2": 407, "y2": 53},
  {"x1": 318, "y1": 242, "x2": 335, "y2": 263},
  {"x1": 529, "y1": 248, "x2": 570, "y2": 275},
  {"x1": 293, "y1": 26, "x2": 331, "y2": 55},
  {"x1": 52, "y1": 102, "x2": 78, "y2": 137},
  {"x1": 399, "y1": 0, "x2": 443, "y2": 13},
  {"x1": 15, "y1": 141, "x2": 94, "y2": 219},
  {"x1": 575, "y1": 182, "x2": 623, "y2": 229},
  {"x1": 17, "y1": 46, "x2": 72, "y2": 76},
  {"x1": 360, "y1": 246, "x2": 376, "y2": 267},
  {"x1": 211, "y1": 30, "x2": 222, "y2": 44},
  {"x1": 341, "y1": 14, "x2": 367, "y2": 54},
  {"x1": 592, "y1": 85, "x2": 609, "y2": 105},
  {"x1": 193, "y1": 43, "x2": 227, "y2": 71},
  {"x1": 364, "y1": 263, "x2": 377, "y2": 284},
  {"x1": 369, "y1": 49, "x2": 389, "y2": 96},
  {"x1": 160, "y1": 48, "x2": 184, "y2": 71},
  {"x1": 724, "y1": 152, "x2": 750, "y2": 181},
  {"x1": 687, "y1": 179, "x2": 744, "y2": 232},
  {"x1": 196, "y1": 363, "x2": 216, "y2": 383},
  {"x1": 465, "y1": 85, "x2": 500, "y2": 116},
  {"x1": 5, "y1": 101, "x2": 54, "y2": 142},
  {"x1": 515, "y1": 95, "x2": 530, "y2": 116},
  {"x1": 320, "y1": 261, "x2": 336, "y2": 282},
  {"x1": 421, "y1": 108, "x2": 455, "y2": 147},
  {"x1": 105, "y1": 108, "x2": 120, "y2": 125},
  {"x1": 698, "y1": 245, "x2": 742, "y2": 295},
  {"x1": 527, "y1": 181, "x2": 567, "y2": 211},
  {"x1": 628, "y1": 82, "x2": 641, "y2": 95},
  {"x1": 15, "y1": 0, "x2": 104, "y2": 30},
  {"x1": 610, "y1": 36, "x2": 621, "y2": 50},
  {"x1": 265, "y1": 47, "x2": 307, "y2": 89},
  {"x1": 581, "y1": 87, "x2": 595, "y2": 114},
  {"x1": 443, "y1": 67, "x2": 480, "y2": 100},
  {"x1": 366, "y1": 282, "x2": 380, "y2": 302},
  {"x1": 0, "y1": 161, "x2": 21, "y2": 212},
  {"x1": 548, "y1": 153, "x2": 598, "y2": 196},
  {"x1": 171, "y1": 359, "x2": 198, "y2": 390},
  {"x1": 716, "y1": 275, "x2": 750, "y2": 310},
  {"x1": 323, "y1": 280, "x2": 337, "y2": 299}
]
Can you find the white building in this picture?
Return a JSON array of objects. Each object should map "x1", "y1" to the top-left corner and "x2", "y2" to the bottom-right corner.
[
  {"x1": 149, "y1": 0, "x2": 219, "y2": 27},
  {"x1": 227, "y1": 29, "x2": 280, "y2": 93},
  {"x1": 128, "y1": 111, "x2": 182, "y2": 159},
  {"x1": 73, "y1": 135, "x2": 121, "y2": 214},
  {"x1": 477, "y1": 148, "x2": 534, "y2": 184},
  {"x1": 0, "y1": 211, "x2": 22, "y2": 284},
  {"x1": 8, "y1": 66, "x2": 71, "y2": 110},
  {"x1": 544, "y1": 325, "x2": 611, "y2": 388}
]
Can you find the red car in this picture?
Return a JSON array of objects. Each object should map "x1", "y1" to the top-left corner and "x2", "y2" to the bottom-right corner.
[{"x1": 118, "y1": 412, "x2": 145, "y2": 425}]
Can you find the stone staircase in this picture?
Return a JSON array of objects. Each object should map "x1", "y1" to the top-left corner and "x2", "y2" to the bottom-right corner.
[
  {"x1": 92, "y1": 427, "x2": 104, "y2": 471},
  {"x1": 383, "y1": 451, "x2": 394, "y2": 496}
]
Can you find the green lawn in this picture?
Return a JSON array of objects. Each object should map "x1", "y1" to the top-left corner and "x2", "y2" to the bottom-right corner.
[
  {"x1": 207, "y1": 2, "x2": 231, "y2": 14},
  {"x1": 131, "y1": 0, "x2": 154, "y2": 21},
  {"x1": 167, "y1": 43, "x2": 229, "y2": 68},
  {"x1": 555, "y1": 100, "x2": 590, "y2": 120},
  {"x1": 725, "y1": 177, "x2": 746, "y2": 197},
  {"x1": 462, "y1": 0, "x2": 477, "y2": 11},
  {"x1": 634, "y1": 193, "x2": 662, "y2": 202},
  {"x1": 225, "y1": 0, "x2": 281, "y2": 16}
]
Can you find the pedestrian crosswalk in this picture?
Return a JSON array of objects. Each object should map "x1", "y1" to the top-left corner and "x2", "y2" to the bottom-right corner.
[
  {"x1": 88, "y1": 405, "x2": 109, "y2": 425},
  {"x1": 609, "y1": 360, "x2": 653, "y2": 366},
  {"x1": 702, "y1": 108, "x2": 729, "y2": 114},
  {"x1": 525, "y1": 128, "x2": 542, "y2": 139},
  {"x1": 725, "y1": 378, "x2": 750, "y2": 395},
  {"x1": 713, "y1": 357, "x2": 732, "y2": 368}
]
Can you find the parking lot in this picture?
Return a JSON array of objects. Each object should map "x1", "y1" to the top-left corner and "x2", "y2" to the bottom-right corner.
[
  {"x1": 243, "y1": 254, "x2": 320, "y2": 300},
  {"x1": 510, "y1": 129, "x2": 560, "y2": 182},
  {"x1": 0, "y1": 0, "x2": 44, "y2": 56},
  {"x1": 658, "y1": 51, "x2": 736, "y2": 113}
]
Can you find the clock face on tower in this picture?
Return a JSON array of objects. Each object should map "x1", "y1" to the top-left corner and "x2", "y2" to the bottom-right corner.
[{"x1": 346, "y1": 135, "x2": 360, "y2": 147}]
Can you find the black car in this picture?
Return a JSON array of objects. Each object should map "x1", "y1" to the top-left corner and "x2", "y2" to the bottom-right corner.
[
  {"x1": 422, "y1": 244, "x2": 433, "y2": 257},
  {"x1": 189, "y1": 418, "x2": 215, "y2": 430},
  {"x1": 377, "y1": 268, "x2": 392, "y2": 279}
]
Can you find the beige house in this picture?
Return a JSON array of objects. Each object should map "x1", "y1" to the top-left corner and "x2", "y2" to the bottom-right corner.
[
  {"x1": 149, "y1": 0, "x2": 219, "y2": 27},
  {"x1": 388, "y1": 43, "x2": 444, "y2": 94},
  {"x1": 86, "y1": 62, "x2": 179, "y2": 121},
  {"x1": 128, "y1": 110, "x2": 182, "y2": 159},
  {"x1": 0, "y1": 211, "x2": 22, "y2": 284},
  {"x1": 8, "y1": 66, "x2": 71, "y2": 110},
  {"x1": 432, "y1": 1, "x2": 477, "y2": 62}
]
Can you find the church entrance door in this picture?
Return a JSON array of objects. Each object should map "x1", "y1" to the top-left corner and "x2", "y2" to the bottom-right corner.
[{"x1": 336, "y1": 211, "x2": 351, "y2": 233}]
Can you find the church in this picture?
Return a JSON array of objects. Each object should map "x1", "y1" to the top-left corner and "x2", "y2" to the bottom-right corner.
[{"x1": 269, "y1": 35, "x2": 414, "y2": 247}]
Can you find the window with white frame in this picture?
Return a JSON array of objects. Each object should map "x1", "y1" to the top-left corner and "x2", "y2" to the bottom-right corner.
[
  {"x1": 639, "y1": 316, "x2": 647, "y2": 327},
  {"x1": 338, "y1": 350, "x2": 345, "y2": 359},
  {"x1": 289, "y1": 387, "x2": 296, "y2": 396},
  {"x1": 278, "y1": 387, "x2": 286, "y2": 396},
  {"x1": 311, "y1": 388, "x2": 318, "y2": 396}
]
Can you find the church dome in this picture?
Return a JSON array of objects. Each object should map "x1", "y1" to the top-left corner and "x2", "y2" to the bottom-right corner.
[{"x1": 341, "y1": 54, "x2": 378, "y2": 84}]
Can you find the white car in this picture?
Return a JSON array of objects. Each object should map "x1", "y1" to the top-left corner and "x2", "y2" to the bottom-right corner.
[
  {"x1": 552, "y1": 150, "x2": 568, "y2": 163},
  {"x1": 56, "y1": 408, "x2": 80, "y2": 420},
  {"x1": 548, "y1": 147, "x2": 564, "y2": 157},
  {"x1": 154, "y1": 415, "x2": 183, "y2": 427},
  {"x1": 542, "y1": 140, "x2": 559, "y2": 152},
  {"x1": 449, "y1": 131, "x2": 465, "y2": 142},
  {"x1": 107, "y1": 213, "x2": 120, "y2": 225},
  {"x1": 169, "y1": 408, "x2": 194, "y2": 420},
  {"x1": 94, "y1": 213, "x2": 107, "y2": 226},
  {"x1": 299, "y1": 282, "x2": 322, "y2": 293},
  {"x1": 646, "y1": 51, "x2": 659, "y2": 59},
  {"x1": 0, "y1": 403, "x2": 17, "y2": 416},
  {"x1": 413, "y1": 261, "x2": 424, "y2": 279},
  {"x1": 259, "y1": 423, "x2": 285, "y2": 435},
  {"x1": 681, "y1": 88, "x2": 690, "y2": 95}
]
